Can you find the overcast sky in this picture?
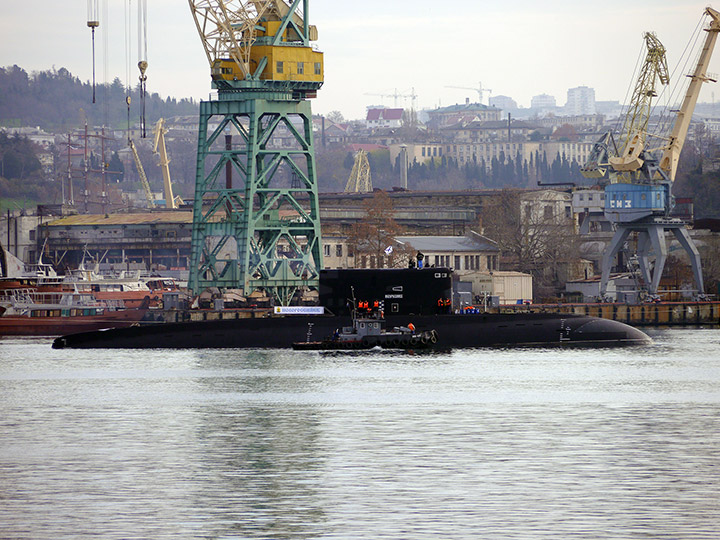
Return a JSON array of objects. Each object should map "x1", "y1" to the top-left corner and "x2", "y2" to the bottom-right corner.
[{"x1": 2, "y1": 1, "x2": 719, "y2": 120}]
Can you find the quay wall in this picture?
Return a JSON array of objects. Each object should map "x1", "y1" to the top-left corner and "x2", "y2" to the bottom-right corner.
[{"x1": 496, "y1": 301, "x2": 720, "y2": 326}]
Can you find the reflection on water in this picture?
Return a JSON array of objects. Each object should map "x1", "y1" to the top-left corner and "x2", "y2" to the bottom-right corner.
[{"x1": 1, "y1": 329, "x2": 719, "y2": 539}]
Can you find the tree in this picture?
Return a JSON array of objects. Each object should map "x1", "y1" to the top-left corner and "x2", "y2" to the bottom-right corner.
[
  {"x1": 0, "y1": 133, "x2": 41, "y2": 180},
  {"x1": 699, "y1": 235, "x2": 720, "y2": 296},
  {"x1": 346, "y1": 191, "x2": 412, "y2": 268},
  {"x1": 482, "y1": 189, "x2": 581, "y2": 300},
  {"x1": 107, "y1": 152, "x2": 124, "y2": 183},
  {"x1": 326, "y1": 110, "x2": 345, "y2": 124}
]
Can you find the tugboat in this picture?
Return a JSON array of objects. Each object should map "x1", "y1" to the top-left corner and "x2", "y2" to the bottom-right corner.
[{"x1": 292, "y1": 297, "x2": 438, "y2": 351}]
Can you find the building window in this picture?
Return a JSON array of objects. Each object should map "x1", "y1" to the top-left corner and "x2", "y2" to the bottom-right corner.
[
  {"x1": 544, "y1": 205, "x2": 553, "y2": 220},
  {"x1": 276, "y1": 61, "x2": 284, "y2": 73},
  {"x1": 335, "y1": 244, "x2": 342, "y2": 257},
  {"x1": 454, "y1": 255, "x2": 460, "y2": 269},
  {"x1": 314, "y1": 62, "x2": 321, "y2": 75},
  {"x1": 297, "y1": 62, "x2": 304, "y2": 74},
  {"x1": 323, "y1": 244, "x2": 330, "y2": 257}
]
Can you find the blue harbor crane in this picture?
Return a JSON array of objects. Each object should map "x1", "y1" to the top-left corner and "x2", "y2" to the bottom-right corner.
[{"x1": 582, "y1": 8, "x2": 720, "y2": 299}]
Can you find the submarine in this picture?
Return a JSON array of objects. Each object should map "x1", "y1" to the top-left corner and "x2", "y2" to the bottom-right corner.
[{"x1": 52, "y1": 268, "x2": 651, "y2": 349}]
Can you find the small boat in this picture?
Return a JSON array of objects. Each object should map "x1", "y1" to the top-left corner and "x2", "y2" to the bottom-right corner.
[
  {"x1": 292, "y1": 308, "x2": 438, "y2": 351},
  {"x1": 0, "y1": 290, "x2": 148, "y2": 337}
]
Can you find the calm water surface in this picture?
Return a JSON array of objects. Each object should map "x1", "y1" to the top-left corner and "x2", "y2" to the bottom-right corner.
[{"x1": 1, "y1": 328, "x2": 720, "y2": 539}]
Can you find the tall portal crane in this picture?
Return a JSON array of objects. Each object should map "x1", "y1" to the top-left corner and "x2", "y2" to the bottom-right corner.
[
  {"x1": 187, "y1": 0, "x2": 324, "y2": 306},
  {"x1": 128, "y1": 139, "x2": 156, "y2": 208},
  {"x1": 345, "y1": 150, "x2": 372, "y2": 193},
  {"x1": 152, "y1": 119, "x2": 182, "y2": 209},
  {"x1": 583, "y1": 8, "x2": 720, "y2": 299}
]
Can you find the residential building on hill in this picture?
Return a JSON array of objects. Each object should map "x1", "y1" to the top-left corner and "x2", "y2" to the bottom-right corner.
[
  {"x1": 565, "y1": 86, "x2": 596, "y2": 115},
  {"x1": 366, "y1": 108, "x2": 403, "y2": 130},
  {"x1": 426, "y1": 101, "x2": 502, "y2": 130}
]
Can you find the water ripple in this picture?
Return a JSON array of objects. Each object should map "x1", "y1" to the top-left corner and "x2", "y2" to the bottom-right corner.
[{"x1": 1, "y1": 329, "x2": 719, "y2": 539}]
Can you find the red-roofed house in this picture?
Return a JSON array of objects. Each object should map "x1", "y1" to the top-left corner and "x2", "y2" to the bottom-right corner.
[{"x1": 366, "y1": 108, "x2": 404, "y2": 129}]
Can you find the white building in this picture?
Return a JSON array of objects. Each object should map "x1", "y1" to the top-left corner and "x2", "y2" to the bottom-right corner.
[
  {"x1": 531, "y1": 94, "x2": 557, "y2": 111},
  {"x1": 566, "y1": 86, "x2": 596, "y2": 115},
  {"x1": 489, "y1": 95, "x2": 518, "y2": 111}
]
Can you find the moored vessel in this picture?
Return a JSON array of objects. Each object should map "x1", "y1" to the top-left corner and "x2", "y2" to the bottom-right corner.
[{"x1": 0, "y1": 290, "x2": 148, "y2": 337}]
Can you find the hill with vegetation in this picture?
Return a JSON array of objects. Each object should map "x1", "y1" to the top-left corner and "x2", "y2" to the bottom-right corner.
[{"x1": 0, "y1": 65, "x2": 197, "y2": 132}]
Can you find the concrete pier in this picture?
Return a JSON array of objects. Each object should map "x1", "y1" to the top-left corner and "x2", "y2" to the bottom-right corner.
[{"x1": 496, "y1": 301, "x2": 720, "y2": 327}]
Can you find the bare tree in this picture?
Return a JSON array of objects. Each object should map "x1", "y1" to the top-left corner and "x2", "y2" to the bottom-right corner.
[
  {"x1": 347, "y1": 191, "x2": 413, "y2": 268},
  {"x1": 326, "y1": 110, "x2": 345, "y2": 124},
  {"x1": 482, "y1": 189, "x2": 581, "y2": 300},
  {"x1": 699, "y1": 235, "x2": 720, "y2": 296}
]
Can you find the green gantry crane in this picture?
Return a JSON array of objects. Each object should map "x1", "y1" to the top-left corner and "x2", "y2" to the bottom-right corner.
[{"x1": 187, "y1": 0, "x2": 324, "y2": 305}]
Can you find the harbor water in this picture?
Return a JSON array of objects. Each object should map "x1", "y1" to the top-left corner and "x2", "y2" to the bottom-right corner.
[{"x1": 1, "y1": 328, "x2": 719, "y2": 539}]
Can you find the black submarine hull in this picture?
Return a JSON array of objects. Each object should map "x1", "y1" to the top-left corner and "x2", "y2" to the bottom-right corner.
[{"x1": 52, "y1": 312, "x2": 651, "y2": 349}]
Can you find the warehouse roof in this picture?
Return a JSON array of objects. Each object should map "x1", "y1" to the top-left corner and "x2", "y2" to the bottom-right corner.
[
  {"x1": 394, "y1": 232, "x2": 498, "y2": 253},
  {"x1": 46, "y1": 212, "x2": 195, "y2": 227}
]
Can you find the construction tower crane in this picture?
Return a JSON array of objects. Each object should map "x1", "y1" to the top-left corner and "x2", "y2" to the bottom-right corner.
[
  {"x1": 583, "y1": 8, "x2": 720, "y2": 299},
  {"x1": 364, "y1": 88, "x2": 418, "y2": 109},
  {"x1": 445, "y1": 82, "x2": 492, "y2": 104},
  {"x1": 345, "y1": 150, "x2": 372, "y2": 193},
  {"x1": 128, "y1": 139, "x2": 156, "y2": 208},
  {"x1": 152, "y1": 119, "x2": 182, "y2": 209},
  {"x1": 187, "y1": 0, "x2": 324, "y2": 306}
]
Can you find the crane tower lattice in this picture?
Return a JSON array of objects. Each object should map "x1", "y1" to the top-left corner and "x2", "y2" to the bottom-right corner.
[{"x1": 187, "y1": 0, "x2": 324, "y2": 306}]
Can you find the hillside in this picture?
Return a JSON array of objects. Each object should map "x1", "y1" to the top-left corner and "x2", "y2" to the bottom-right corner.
[{"x1": 0, "y1": 65, "x2": 197, "y2": 132}]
